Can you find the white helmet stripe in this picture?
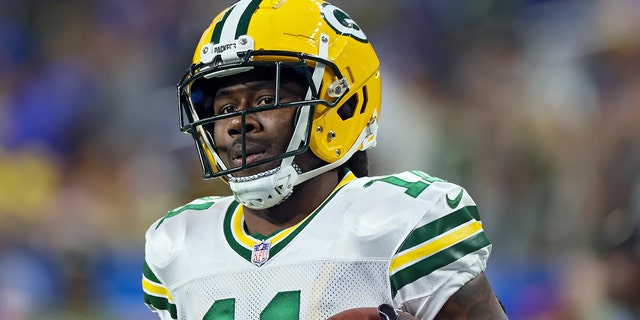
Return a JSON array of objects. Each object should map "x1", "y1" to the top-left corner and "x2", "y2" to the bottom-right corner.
[{"x1": 219, "y1": 0, "x2": 261, "y2": 43}]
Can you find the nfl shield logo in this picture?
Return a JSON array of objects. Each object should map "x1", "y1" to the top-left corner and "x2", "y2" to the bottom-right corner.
[{"x1": 251, "y1": 240, "x2": 271, "y2": 267}]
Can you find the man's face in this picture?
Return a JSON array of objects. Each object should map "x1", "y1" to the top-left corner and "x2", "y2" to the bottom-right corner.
[{"x1": 205, "y1": 70, "x2": 308, "y2": 177}]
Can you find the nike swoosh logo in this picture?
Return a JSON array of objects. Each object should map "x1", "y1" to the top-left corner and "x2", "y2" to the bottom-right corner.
[{"x1": 446, "y1": 189, "x2": 464, "y2": 209}]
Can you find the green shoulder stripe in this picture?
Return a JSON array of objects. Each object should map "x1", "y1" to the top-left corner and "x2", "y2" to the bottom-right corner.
[
  {"x1": 143, "y1": 262, "x2": 160, "y2": 283},
  {"x1": 467, "y1": 206, "x2": 481, "y2": 222},
  {"x1": 144, "y1": 293, "x2": 178, "y2": 319},
  {"x1": 398, "y1": 206, "x2": 478, "y2": 252},
  {"x1": 142, "y1": 262, "x2": 177, "y2": 318},
  {"x1": 390, "y1": 232, "x2": 490, "y2": 297}
]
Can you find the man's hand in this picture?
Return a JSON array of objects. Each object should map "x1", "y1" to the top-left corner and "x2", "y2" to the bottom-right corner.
[
  {"x1": 435, "y1": 272, "x2": 508, "y2": 319},
  {"x1": 328, "y1": 305, "x2": 418, "y2": 320},
  {"x1": 378, "y1": 304, "x2": 419, "y2": 320}
]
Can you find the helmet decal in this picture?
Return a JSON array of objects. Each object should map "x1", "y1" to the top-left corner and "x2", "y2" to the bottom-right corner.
[{"x1": 321, "y1": 3, "x2": 368, "y2": 43}]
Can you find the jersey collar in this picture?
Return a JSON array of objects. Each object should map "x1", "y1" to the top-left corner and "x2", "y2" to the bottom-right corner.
[{"x1": 223, "y1": 170, "x2": 357, "y2": 266}]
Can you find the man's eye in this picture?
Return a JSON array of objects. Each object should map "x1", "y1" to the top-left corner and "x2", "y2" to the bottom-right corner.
[
  {"x1": 217, "y1": 105, "x2": 237, "y2": 115},
  {"x1": 257, "y1": 97, "x2": 275, "y2": 106}
]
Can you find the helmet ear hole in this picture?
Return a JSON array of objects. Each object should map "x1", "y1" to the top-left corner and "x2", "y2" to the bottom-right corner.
[
  {"x1": 337, "y1": 94, "x2": 358, "y2": 120},
  {"x1": 336, "y1": 85, "x2": 369, "y2": 121},
  {"x1": 359, "y1": 85, "x2": 368, "y2": 115}
]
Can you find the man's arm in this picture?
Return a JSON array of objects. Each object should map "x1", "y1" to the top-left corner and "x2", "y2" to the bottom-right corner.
[{"x1": 434, "y1": 272, "x2": 507, "y2": 319}]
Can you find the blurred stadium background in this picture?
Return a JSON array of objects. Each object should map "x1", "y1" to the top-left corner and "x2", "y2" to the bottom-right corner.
[{"x1": 1, "y1": 0, "x2": 639, "y2": 319}]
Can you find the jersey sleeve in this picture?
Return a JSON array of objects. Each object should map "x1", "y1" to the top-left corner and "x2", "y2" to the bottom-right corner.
[
  {"x1": 143, "y1": 212, "x2": 182, "y2": 320},
  {"x1": 142, "y1": 261, "x2": 177, "y2": 319},
  {"x1": 389, "y1": 180, "x2": 492, "y2": 319},
  {"x1": 141, "y1": 196, "x2": 223, "y2": 319}
]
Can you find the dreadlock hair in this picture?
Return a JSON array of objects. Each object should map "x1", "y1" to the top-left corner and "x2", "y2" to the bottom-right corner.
[{"x1": 340, "y1": 150, "x2": 369, "y2": 177}]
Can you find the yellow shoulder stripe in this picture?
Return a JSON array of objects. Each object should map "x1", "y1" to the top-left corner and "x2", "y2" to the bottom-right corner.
[
  {"x1": 390, "y1": 220, "x2": 483, "y2": 273},
  {"x1": 142, "y1": 276, "x2": 174, "y2": 301}
]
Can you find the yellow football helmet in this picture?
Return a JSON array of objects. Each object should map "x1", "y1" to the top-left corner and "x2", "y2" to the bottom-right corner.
[{"x1": 178, "y1": 0, "x2": 381, "y2": 208}]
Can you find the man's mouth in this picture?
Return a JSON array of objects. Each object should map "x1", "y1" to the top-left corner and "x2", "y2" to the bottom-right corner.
[
  {"x1": 233, "y1": 151, "x2": 265, "y2": 167},
  {"x1": 230, "y1": 142, "x2": 267, "y2": 168}
]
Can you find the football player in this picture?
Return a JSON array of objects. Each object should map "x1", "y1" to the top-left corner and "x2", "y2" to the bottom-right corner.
[{"x1": 142, "y1": 0, "x2": 507, "y2": 319}]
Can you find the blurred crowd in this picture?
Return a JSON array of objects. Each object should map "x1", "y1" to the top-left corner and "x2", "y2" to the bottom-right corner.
[{"x1": 1, "y1": 0, "x2": 639, "y2": 319}]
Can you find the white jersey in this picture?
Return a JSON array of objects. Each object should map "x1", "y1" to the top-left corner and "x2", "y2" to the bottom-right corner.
[{"x1": 142, "y1": 170, "x2": 491, "y2": 320}]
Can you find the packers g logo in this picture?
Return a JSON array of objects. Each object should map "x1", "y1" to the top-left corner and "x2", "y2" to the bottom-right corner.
[{"x1": 322, "y1": 4, "x2": 368, "y2": 43}]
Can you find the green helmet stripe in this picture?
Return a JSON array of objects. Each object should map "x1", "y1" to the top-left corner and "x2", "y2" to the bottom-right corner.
[
  {"x1": 210, "y1": 5, "x2": 235, "y2": 44},
  {"x1": 235, "y1": 0, "x2": 262, "y2": 39},
  {"x1": 210, "y1": 0, "x2": 262, "y2": 44}
]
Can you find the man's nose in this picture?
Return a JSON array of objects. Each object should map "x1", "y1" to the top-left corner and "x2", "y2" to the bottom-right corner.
[{"x1": 226, "y1": 107, "x2": 262, "y2": 137}]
